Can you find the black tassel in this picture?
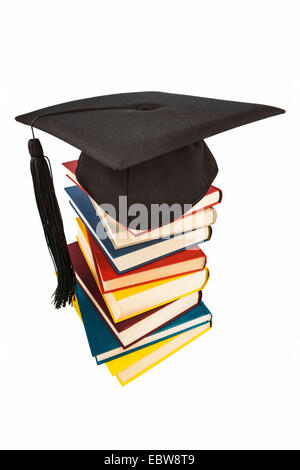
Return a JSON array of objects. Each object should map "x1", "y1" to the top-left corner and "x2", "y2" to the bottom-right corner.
[{"x1": 28, "y1": 138, "x2": 75, "y2": 308}]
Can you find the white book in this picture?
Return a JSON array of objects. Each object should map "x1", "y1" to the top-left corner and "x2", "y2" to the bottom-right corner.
[{"x1": 91, "y1": 199, "x2": 217, "y2": 248}]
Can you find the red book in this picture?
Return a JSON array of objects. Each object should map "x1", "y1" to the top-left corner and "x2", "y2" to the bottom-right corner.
[
  {"x1": 91, "y1": 231, "x2": 206, "y2": 293},
  {"x1": 69, "y1": 242, "x2": 201, "y2": 348}
]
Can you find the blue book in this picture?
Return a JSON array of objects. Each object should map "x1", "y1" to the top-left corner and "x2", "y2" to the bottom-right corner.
[
  {"x1": 65, "y1": 185, "x2": 212, "y2": 273},
  {"x1": 75, "y1": 284, "x2": 212, "y2": 365}
]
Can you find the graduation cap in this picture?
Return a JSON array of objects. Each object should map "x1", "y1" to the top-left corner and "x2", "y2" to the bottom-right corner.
[{"x1": 15, "y1": 91, "x2": 285, "y2": 308}]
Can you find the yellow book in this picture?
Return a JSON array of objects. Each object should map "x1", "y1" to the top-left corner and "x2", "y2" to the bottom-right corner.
[
  {"x1": 104, "y1": 268, "x2": 209, "y2": 322},
  {"x1": 72, "y1": 295, "x2": 82, "y2": 320},
  {"x1": 107, "y1": 323, "x2": 212, "y2": 386},
  {"x1": 76, "y1": 218, "x2": 101, "y2": 288}
]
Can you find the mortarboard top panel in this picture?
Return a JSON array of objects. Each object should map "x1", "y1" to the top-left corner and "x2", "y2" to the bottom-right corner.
[{"x1": 15, "y1": 91, "x2": 285, "y2": 171}]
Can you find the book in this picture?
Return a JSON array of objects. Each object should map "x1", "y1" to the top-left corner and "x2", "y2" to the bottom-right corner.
[
  {"x1": 77, "y1": 216, "x2": 207, "y2": 293},
  {"x1": 75, "y1": 283, "x2": 212, "y2": 364},
  {"x1": 63, "y1": 160, "x2": 222, "y2": 242},
  {"x1": 103, "y1": 267, "x2": 209, "y2": 323},
  {"x1": 107, "y1": 323, "x2": 212, "y2": 386},
  {"x1": 66, "y1": 185, "x2": 212, "y2": 273},
  {"x1": 76, "y1": 217, "x2": 100, "y2": 287},
  {"x1": 69, "y1": 242, "x2": 206, "y2": 348}
]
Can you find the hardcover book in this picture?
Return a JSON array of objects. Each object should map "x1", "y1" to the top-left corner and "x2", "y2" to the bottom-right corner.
[
  {"x1": 107, "y1": 323, "x2": 212, "y2": 386},
  {"x1": 102, "y1": 267, "x2": 209, "y2": 323},
  {"x1": 90, "y1": 199, "x2": 217, "y2": 248}
]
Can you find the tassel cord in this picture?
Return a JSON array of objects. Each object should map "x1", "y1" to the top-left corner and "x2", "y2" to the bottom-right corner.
[{"x1": 29, "y1": 140, "x2": 75, "y2": 308}]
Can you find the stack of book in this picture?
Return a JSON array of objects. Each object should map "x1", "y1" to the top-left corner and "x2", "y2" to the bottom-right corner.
[{"x1": 63, "y1": 160, "x2": 222, "y2": 386}]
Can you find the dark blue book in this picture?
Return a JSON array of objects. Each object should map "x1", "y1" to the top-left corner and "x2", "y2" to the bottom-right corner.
[
  {"x1": 65, "y1": 185, "x2": 212, "y2": 273},
  {"x1": 75, "y1": 284, "x2": 212, "y2": 365}
]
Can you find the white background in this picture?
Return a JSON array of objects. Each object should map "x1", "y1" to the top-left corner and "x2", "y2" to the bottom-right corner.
[{"x1": 1, "y1": 0, "x2": 299, "y2": 450}]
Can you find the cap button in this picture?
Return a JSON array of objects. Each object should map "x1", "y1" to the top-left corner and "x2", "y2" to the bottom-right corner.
[{"x1": 138, "y1": 104, "x2": 155, "y2": 111}]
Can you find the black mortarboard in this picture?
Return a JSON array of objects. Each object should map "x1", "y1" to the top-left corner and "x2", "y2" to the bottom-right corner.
[{"x1": 16, "y1": 91, "x2": 285, "y2": 307}]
